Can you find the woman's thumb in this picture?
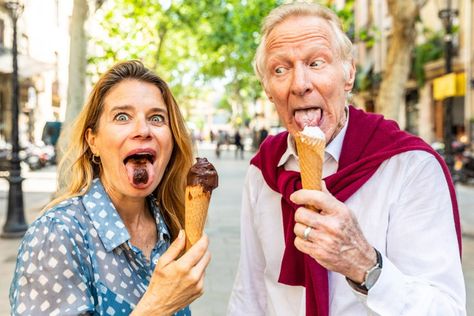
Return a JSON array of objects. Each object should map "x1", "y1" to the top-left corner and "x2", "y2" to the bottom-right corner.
[{"x1": 157, "y1": 230, "x2": 185, "y2": 267}]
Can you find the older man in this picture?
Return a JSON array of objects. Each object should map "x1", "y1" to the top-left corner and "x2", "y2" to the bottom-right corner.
[{"x1": 228, "y1": 2, "x2": 465, "y2": 316}]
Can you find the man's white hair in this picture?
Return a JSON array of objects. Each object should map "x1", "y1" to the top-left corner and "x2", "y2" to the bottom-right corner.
[{"x1": 254, "y1": 2, "x2": 354, "y2": 84}]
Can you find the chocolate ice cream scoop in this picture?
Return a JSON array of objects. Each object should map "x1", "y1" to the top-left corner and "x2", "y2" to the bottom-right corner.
[{"x1": 187, "y1": 157, "x2": 218, "y2": 192}]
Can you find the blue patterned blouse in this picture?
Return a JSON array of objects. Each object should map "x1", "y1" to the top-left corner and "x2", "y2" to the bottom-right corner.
[{"x1": 10, "y1": 178, "x2": 191, "y2": 316}]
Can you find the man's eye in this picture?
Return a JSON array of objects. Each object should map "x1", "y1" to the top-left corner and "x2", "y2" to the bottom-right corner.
[
  {"x1": 150, "y1": 114, "x2": 165, "y2": 123},
  {"x1": 114, "y1": 113, "x2": 129, "y2": 121},
  {"x1": 310, "y1": 60, "x2": 324, "y2": 68},
  {"x1": 275, "y1": 67, "x2": 287, "y2": 74}
]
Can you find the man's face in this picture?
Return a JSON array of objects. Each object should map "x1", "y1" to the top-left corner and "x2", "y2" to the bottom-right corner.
[{"x1": 263, "y1": 15, "x2": 355, "y2": 142}]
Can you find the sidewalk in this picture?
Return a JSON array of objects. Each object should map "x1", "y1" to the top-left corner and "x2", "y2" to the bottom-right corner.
[
  {"x1": 0, "y1": 166, "x2": 57, "y2": 316},
  {"x1": 1, "y1": 150, "x2": 474, "y2": 315}
]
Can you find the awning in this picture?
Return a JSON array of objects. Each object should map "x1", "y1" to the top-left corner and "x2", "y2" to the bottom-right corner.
[
  {"x1": 0, "y1": 52, "x2": 53, "y2": 78},
  {"x1": 433, "y1": 72, "x2": 466, "y2": 101}
]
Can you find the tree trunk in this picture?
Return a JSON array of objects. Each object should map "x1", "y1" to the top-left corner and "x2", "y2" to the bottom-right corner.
[
  {"x1": 55, "y1": 0, "x2": 88, "y2": 168},
  {"x1": 65, "y1": 0, "x2": 89, "y2": 124},
  {"x1": 375, "y1": 0, "x2": 427, "y2": 123}
]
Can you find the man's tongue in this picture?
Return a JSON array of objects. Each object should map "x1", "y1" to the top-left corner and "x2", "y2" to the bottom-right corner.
[
  {"x1": 294, "y1": 108, "x2": 322, "y2": 128},
  {"x1": 125, "y1": 157, "x2": 155, "y2": 188}
]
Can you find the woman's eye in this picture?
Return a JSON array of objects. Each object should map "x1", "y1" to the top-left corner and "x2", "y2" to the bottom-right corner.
[
  {"x1": 114, "y1": 113, "x2": 129, "y2": 121},
  {"x1": 310, "y1": 60, "x2": 324, "y2": 68},
  {"x1": 150, "y1": 114, "x2": 165, "y2": 123}
]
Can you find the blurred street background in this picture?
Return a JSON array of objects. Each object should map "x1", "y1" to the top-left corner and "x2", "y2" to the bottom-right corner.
[{"x1": 1, "y1": 0, "x2": 474, "y2": 314}]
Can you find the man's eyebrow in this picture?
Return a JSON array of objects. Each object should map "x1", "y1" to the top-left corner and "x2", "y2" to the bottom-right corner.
[{"x1": 267, "y1": 45, "x2": 333, "y2": 62}]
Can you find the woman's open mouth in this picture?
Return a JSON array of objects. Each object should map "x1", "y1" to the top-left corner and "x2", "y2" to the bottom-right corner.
[{"x1": 123, "y1": 149, "x2": 157, "y2": 188}]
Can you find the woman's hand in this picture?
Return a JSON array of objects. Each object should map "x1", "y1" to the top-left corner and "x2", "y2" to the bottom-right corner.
[{"x1": 132, "y1": 230, "x2": 211, "y2": 316}]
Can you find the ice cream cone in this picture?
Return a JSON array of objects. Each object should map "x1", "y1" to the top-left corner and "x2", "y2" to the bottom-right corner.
[
  {"x1": 295, "y1": 132, "x2": 326, "y2": 191},
  {"x1": 185, "y1": 185, "x2": 211, "y2": 251}
]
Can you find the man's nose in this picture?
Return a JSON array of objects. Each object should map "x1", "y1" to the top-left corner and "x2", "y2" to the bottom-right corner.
[{"x1": 291, "y1": 64, "x2": 312, "y2": 96}]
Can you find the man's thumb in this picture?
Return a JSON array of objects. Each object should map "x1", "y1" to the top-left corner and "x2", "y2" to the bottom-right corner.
[{"x1": 158, "y1": 229, "x2": 185, "y2": 266}]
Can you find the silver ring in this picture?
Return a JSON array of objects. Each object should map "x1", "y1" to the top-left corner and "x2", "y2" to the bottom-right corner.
[{"x1": 303, "y1": 226, "x2": 312, "y2": 241}]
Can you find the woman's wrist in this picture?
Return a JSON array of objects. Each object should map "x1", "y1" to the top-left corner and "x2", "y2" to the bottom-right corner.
[{"x1": 132, "y1": 296, "x2": 167, "y2": 316}]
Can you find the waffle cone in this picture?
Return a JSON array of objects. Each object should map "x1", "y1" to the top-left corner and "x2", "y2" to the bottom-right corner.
[
  {"x1": 295, "y1": 133, "x2": 325, "y2": 191},
  {"x1": 185, "y1": 185, "x2": 211, "y2": 251}
]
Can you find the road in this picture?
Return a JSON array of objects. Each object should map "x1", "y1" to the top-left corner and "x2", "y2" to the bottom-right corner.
[{"x1": 0, "y1": 146, "x2": 473, "y2": 315}]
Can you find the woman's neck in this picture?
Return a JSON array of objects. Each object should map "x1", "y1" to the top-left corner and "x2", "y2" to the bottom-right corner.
[
  {"x1": 106, "y1": 188, "x2": 157, "y2": 260},
  {"x1": 102, "y1": 185, "x2": 151, "y2": 228}
]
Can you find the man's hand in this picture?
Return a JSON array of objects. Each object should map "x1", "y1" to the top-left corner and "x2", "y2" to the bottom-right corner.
[
  {"x1": 132, "y1": 230, "x2": 211, "y2": 316},
  {"x1": 290, "y1": 182, "x2": 376, "y2": 283}
]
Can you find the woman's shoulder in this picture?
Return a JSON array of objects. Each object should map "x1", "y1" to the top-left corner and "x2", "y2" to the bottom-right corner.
[{"x1": 26, "y1": 196, "x2": 89, "y2": 242}]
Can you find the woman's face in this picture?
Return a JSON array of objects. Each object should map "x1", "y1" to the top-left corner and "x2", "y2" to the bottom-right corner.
[{"x1": 86, "y1": 79, "x2": 173, "y2": 200}]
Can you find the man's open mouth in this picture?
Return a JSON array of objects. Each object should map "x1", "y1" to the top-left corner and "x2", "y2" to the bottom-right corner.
[{"x1": 294, "y1": 107, "x2": 322, "y2": 128}]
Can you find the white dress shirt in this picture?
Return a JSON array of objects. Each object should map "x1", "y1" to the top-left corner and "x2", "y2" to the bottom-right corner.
[{"x1": 228, "y1": 116, "x2": 466, "y2": 315}]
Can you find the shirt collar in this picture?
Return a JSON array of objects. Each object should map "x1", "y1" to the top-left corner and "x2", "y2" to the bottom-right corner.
[
  {"x1": 278, "y1": 107, "x2": 350, "y2": 167},
  {"x1": 83, "y1": 178, "x2": 170, "y2": 252}
]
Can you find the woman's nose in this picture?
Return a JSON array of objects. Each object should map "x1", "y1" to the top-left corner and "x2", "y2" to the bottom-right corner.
[
  {"x1": 132, "y1": 117, "x2": 151, "y2": 138},
  {"x1": 291, "y1": 64, "x2": 312, "y2": 96}
]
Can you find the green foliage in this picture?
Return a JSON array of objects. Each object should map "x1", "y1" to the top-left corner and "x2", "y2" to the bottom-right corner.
[
  {"x1": 412, "y1": 29, "x2": 444, "y2": 86},
  {"x1": 356, "y1": 25, "x2": 379, "y2": 49},
  {"x1": 354, "y1": 64, "x2": 381, "y2": 93},
  {"x1": 88, "y1": 0, "x2": 355, "y2": 122},
  {"x1": 332, "y1": 0, "x2": 355, "y2": 40}
]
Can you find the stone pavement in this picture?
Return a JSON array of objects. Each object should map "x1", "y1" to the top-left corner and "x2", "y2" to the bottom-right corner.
[{"x1": 1, "y1": 146, "x2": 474, "y2": 315}]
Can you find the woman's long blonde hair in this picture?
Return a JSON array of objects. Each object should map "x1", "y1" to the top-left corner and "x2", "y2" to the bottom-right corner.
[{"x1": 48, "y1": 60, "x2": 193, "y2": 239}]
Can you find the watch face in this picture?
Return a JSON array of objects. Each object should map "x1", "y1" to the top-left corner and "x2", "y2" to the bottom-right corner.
[{"x1": 365, "y1": 267, "x2": 382, "y2": 290}]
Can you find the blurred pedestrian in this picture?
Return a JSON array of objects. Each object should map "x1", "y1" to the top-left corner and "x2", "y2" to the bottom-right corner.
[
  {"x1": 234, "y1": 130, "x2": 244, "y2": 159},
  {"x1": 228, "y1": 3, "x2": 464, "y2": 315},
  {"x1": 10, "y1": 60, "x2": 210, "y2": 315},
  {"x1": 258, "y1": 127, "x2": 268, "y2": 147},
  {"x1": 216, "y1": 130, "x2": 226, "y2": 158}
]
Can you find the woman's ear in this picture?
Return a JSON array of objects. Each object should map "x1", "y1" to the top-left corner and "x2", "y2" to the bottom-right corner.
[{"x1": 85, "y1": 128, "x2": 97, "y2": 155}]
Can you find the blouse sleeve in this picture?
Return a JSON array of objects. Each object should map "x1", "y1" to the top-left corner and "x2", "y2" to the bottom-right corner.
[{"x1": 10, "y1": 212, "x2": 95, "y2": 316}]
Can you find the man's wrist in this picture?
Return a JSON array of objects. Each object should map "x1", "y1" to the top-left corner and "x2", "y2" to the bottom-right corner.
[{"x1": 346, "y1": 247, "x2": 383, "y2": 294}]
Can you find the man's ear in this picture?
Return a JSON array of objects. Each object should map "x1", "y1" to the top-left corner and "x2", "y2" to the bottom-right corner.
[
  {"x1": 344, "y1": 60, "x2": 356, "y2": 91},
  {"x1": 85, "y1": 128, "x2": 97, "y2": 155},
  {"x1": 262, "y1": 80, "x2": 274, "y2": 103}
]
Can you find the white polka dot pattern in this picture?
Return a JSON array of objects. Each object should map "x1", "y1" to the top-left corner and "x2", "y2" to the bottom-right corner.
[{"x1": 10, "y1": 178, "x2": 191, "y2": 315}]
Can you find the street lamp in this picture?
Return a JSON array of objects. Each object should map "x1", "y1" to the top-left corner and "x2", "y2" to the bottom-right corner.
[
  {"x1": 1, "y1": 0, "x2": 27, "y2": 238},
  {"x1": 437, "y1": 0, "x2": 459, "y2": 178}
]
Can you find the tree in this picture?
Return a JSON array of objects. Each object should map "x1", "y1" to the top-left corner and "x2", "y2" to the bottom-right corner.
[
  {"x1": 65, "y1": 0, "x2": 89, "y2": 125},
  {"x1": 194, "y1": 0, "x2": 281, "y2": 125},
  {"x1": 58, "y1": 0, "x2": 104, "y2": 163},
  {"x1": 88, "y1": 0, "x2": 281, "y2": 122},
  {"x1": 375, "y1": 0, "x2": 427, "y2": 121}
]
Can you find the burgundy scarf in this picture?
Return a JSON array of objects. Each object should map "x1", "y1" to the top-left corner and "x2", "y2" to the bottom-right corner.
[{"x1": 250, "y1": 106, "x2": 461, "y2": 316}]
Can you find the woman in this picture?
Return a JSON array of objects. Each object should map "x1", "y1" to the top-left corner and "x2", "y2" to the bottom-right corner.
[{"x1": 10, "y1": 60, "x2": 210, "y2": 315}]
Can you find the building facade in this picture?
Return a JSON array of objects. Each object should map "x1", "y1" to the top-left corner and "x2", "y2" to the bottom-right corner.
[
  {"x1": 353, "y1": 0, "x2": 473, "y2": 144},
  {"x1": 0, "y1": 0, "x2": 71, "y2": 147}
]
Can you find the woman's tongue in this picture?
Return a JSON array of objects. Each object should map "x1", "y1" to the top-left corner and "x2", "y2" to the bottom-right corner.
[
  {"x1": 294, "y1": 108, "x2": 322, "y2": 128},
  {"x1": 125, "y1": 158, "x2": 155, "y2": 188}
]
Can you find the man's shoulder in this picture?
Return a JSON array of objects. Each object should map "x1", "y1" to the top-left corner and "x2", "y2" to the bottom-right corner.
[{"x1": 383, "y1": 150, "x2": 442, "y2": 178}]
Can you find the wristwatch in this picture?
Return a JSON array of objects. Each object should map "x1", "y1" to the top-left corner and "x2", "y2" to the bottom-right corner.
[{"x1": 346, "y1": 248, "x2": 383, "y2": 294}]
